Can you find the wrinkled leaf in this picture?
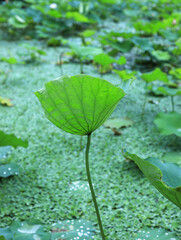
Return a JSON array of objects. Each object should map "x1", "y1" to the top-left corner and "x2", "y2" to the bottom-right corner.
[
  {"x1": 123, "y1": 151, "x2": 181, "y2": 208},
  {"x1": 141, "y1": 68, "x2": 169, "y2": 83},
  {"x1": 135, "y1": 227, "x2": 178, "y2": 240},
  {"x1": 0, "y1": 163, "x2": 19, "y2": 178},
  {"x1": 51, "y1": 219, "x2": 94, "y2": 240},
  {"x1": 154, "y1": 112, "x2": 181, "y2": 137},
  {"x1": 0, "y1": 131, "x2": 28, "y2": 148},
  {"x1": 35, "y1": 75, "x2": 125, "y2": 135}
]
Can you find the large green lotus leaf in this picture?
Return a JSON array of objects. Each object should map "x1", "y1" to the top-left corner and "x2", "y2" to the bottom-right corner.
[
  {"x1": 35, "y1": 75, "x2": 125, "y2": 135},
  {"x1": 135, "y1": 227, "x2": 178, "y2": 240},
  {"x1": 141, "y1": 68, "x2": 169, "y2": 83},
  {"x1": 123, "y1": 152, "x2": 181, "y2": 208},
  {"x1": 51, "y1": 219, "x2": 94, "y2": 240},
  {"x1": 154, "y1": 112, "x2": 181, "y2": 137},
  {"x1": 0, "y1": 131, "x2": 28, "y2": 148},
  {"x1": 0, "y1": 163, "x2": 19, "y2": 178}
]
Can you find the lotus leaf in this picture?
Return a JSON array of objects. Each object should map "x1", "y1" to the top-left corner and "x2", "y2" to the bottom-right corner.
[
  {"x1": 0, "y1": 220, "x2": 50, "y2": 240},
  {"x1": 151, "y1": 50, "x2": 171, "y2": 61},
  {"x1": 154, "y1": 112, "x2": 181, "y2": 137},
  {"x1": 141, "y1": 68, "x2": 169, "y2": 83},
  {"x1": 35, "y1": 75, "x2": 125, "y2": 135},
  {"x1": 0, "y1": 163, "x2": 19, "y2": 178},
  {"x1": 135, "y1": 227, "x2": 178, "y2": 240},
  {"x1": 123, "y1": 151, "x2": 181, "y2": 208},
  {"x1": 147, "y1": 85, "x2": 181, "y2": 97},
  {"x1": 51, "y1": 219, "x2": 94, "y2": 240}
]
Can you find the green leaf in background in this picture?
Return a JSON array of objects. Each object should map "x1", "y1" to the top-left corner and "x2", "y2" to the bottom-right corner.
[
  {"x1": 104, "y1": 117, "x2": 133, "y2": 129},
  {"x1": 113, "y1": 70, "x2": 136, "y2": 81},
  {"x1": 151, "y1": 50, "x2": 171, "y2": 61},
  {"x1": 51, "y1": 219, "x2": 95, "y2": 240},
  {"x1": 79, "y1": 30, "x2": 96, "y2": 38},
  {"x1": 1, "y1": 57, "x2": 18, "y2": 65},
  {"x1": 0, "y1": 163, "x2": 19, "y2": 178},
  {"x1": 70, "y1": 45, "x2": 103, "y2": 60},
  {"x1": 141, "y1": 68, "x2": 169, "y2": 83},
  {"x1": 175, "y1": 38, "x2": 181, "y2": 50},
  {"x1": 162, "y1": 152, "x2": 181, "y2": 164},
  {"x1": 154, "y1": 112, "x2": 181, "y2": 137},
  {"x1": 0, "y1": 131, "x2": 28, "y2": 148},
  {"x1": 8, "y1": 16, "x2": 27, "y2": 29},
  {"x1": 131, "y1": 36, "x2": 153, "y2": 51},
  {"x1": 147, "y1": 85, "x2": 181, "y2": 97},
  {"x1": 94, "y1": 53, "x2": 114, "y2": 66},
  {"x1": 116, "y1": 56, "x2": 126, "y2": 65},
  {"x1": 66, "y1": 12, "x2": 90, "y2": 23},
  {"x1": 123, "y1": 152, "x2": 181, "y2": 208},
  {"x1": 135, "y1": 227, "x2": 178, "y2": 240},
  {"x1": 104, "y1": 117, "x2": 133, "y2": 135},
  {"x1": 35, "y1": 75, "x2": 125, "y2": 135}
]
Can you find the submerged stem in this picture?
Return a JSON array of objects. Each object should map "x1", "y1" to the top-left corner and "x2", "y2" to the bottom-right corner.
[{"x1": 85, "y1": 134, "x2": 106, "y2": 240}]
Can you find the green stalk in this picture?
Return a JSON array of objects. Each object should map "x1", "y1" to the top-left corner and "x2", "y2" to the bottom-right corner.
[
  {"x1": 142, "y1": 82, "x2": 148, "y2": 116},
  {"x1": 171, "y1": 96, "x2": 175, "y2": 112},
  {"x1": 85, "y1": 134, "x2": 106, "y2": 240}
]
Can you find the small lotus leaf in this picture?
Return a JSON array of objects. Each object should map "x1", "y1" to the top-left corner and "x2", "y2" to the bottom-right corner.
[
  {"x1": 151, "y1": 50, "x2": 171, "y2": 61},
  {"x1": 70, "y1": 45, "x2": 103, "y2": 60},
  {"x1": 148, "y1": 85, "x2": 181, "y2": 97},
  {"x1": 104, "y1": 117, "x2": 133, "y2": 129},
  {"x1": 154, "y1": 112, "x2": 181, "y2": 137},
  {"x1": 0, "y1": 131, "x2": 28, "y2": 148},
  {"x1": 131, "y1": 36, "x2": 153, "y2": 51},
  {"x1": 35, "y1": 75, "x2": 125, "y2": 135},
  {"x1": 135, "y1": 227, "x2": 178, "y2": 240},
  {"x1": 123, "y1": 152, "x2": 181, "y2": 208},
  {"x1": 94, "y1": 53, "x2": 114, "y2": 66},
  {"x1": 0, "y1": 163, "x2": 19, "y2": 178},
  {"x1": 141, "y1": 68, "x2": 169, "y2": 83},
  {"x1": 51, "y1": 219, "x2": 94, "y2": 240}
]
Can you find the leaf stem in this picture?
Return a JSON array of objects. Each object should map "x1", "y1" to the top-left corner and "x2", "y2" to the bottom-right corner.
[
  {"x1": 85, "y1": 133, "x2": 106, "y2": 240},
  {"x1": 171, "y1": 96, "x2": 175, "y2": 112}
]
